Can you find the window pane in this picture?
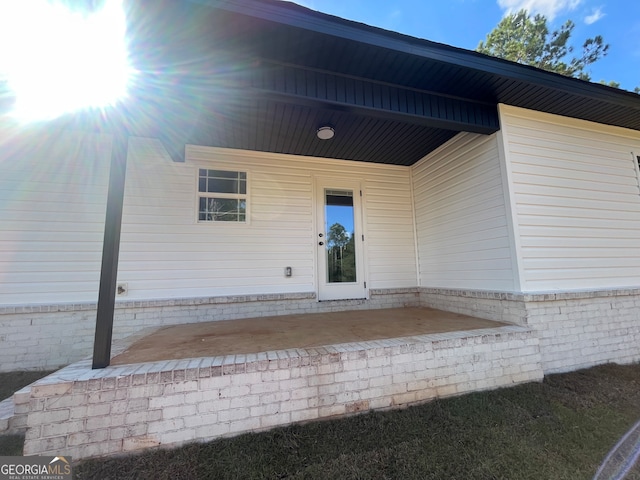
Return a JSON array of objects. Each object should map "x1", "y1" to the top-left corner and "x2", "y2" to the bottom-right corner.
[
  {"x1": 210, "y1": 170, "x2": 238, "y2": 179},
  {"x1": 199, "y1": 198, "x2": 209, "y2": 221},
  {"x1": 325, "y1": 189, "x2": 356, "y2": 283},
  {"x1": 199, "y1": 169, "x2": 247, "y2": 194},
  {"x1": 207, "y1": 178, "x2": 238, "y2": 194},
  {"x1": 199, "y1": 197, "x2": 246, "y2": 222}
]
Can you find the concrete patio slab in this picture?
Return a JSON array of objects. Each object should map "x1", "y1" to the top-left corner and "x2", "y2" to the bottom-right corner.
[{"x1": 111, "y1": 307, "x2": 505, "y2": 365}]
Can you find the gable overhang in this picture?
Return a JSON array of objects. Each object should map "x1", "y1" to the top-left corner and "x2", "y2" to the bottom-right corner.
[
  {"x1": 12, "y1": 0, "x2": 640, "y2": 167},
  {"x1": 142, "y1": 0, "x2": 638, "y2": 166}
]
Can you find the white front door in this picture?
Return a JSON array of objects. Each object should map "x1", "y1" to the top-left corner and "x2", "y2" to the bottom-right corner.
[{"x1": 316, "y1": 179, "x2": 366, "y2": 301}]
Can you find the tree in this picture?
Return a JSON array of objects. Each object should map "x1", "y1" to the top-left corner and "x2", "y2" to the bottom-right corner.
[
  {"x1": 327, "y1": 223, "x2": 351, "y2": 282},
  {"x1": 327, "y1": 223, "x2": 349, "y2": 251},
  {"x1": 477, "y1": 10, "x2": 609, "y2": 81},
  {"x1": 599, "y1": 80, "x2": 620, "y2": 88},
  {"x1": 326, "y1": 223, "x2": 357, "y2": 283}
]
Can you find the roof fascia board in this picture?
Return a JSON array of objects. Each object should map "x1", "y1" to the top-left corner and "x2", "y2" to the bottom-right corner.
[{"x1": 197, "y1": 0, "x2": 640, "y2": 110}]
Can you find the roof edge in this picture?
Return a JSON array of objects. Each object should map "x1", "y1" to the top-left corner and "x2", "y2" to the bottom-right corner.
[{"x1": 194, "y1": 0, "x2": 640, "y2": 110}]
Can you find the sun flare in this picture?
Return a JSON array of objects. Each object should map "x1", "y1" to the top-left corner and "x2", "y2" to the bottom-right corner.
[{"x1": 0, "y1": 0, "x2": 132, "y2": 121}]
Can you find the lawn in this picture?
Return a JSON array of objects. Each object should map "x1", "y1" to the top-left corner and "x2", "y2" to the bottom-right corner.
[
  {"x1": 72, "y1": 363, "x2": 640, "y2": 480},
  {"x1": 0, "y1": 370, "x2": 56, "y2": 401},
  {"x1": 1, "y1": 364, "x2": 638, "y2": 479},
  {"x1": 0, "y1": 369, "x2": 55, "y2": 458}
]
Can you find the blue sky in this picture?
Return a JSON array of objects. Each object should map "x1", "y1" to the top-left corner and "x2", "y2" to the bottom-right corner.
[{"x1": 291, "y1": 0, "x2": 640, "y2": 92}]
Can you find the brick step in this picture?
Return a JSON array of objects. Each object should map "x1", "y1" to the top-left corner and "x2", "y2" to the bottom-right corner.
[
  {"x1": 0, "y1": 387, "x2": 31, "y2": 435},
  {"x1": 0, "y1": 397, "x2": 15, "y2": 434}
]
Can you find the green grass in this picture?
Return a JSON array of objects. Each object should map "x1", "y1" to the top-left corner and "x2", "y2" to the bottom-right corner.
[
  {"x1": 0, "y1": 434, "x2": 25, "y2": 456},
  {"x1": 0, "y1": 370, "x2": 56, "y2": 401},
  {"x1": 72, "y1": 363, "x2": 640, "y2": 480}
]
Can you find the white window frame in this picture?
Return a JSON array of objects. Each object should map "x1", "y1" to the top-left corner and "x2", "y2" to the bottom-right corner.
[
  {"x1": 633, "y1": 152, "x2": 640, "y2": 195},
  {"x1": 196, "y1": 168, "x2": 249, "y2": 223}
]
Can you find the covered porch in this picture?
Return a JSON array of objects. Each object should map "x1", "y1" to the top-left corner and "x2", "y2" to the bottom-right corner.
[{"x1": 14, "y1": 307, "x2": 543, "y2": 459}]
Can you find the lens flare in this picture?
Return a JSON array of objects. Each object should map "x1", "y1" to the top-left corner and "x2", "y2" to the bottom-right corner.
[{"x1": 0, "y1": 0, "x2": 132, "y2": 121}]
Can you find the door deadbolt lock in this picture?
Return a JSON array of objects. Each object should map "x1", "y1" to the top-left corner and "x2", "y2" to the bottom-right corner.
[{"x1": 319, "y1": 233, "x2": 324, "y2": 237}]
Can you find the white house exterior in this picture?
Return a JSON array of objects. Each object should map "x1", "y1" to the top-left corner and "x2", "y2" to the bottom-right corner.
[
  {"x1": 1, "y1": 0, "x2": 639, "y2": 379},
  {"x1": 414, "y1": 105, "x2": 640, "y2": 373},
  {"x1": 2, "y1": 104, "x2": 639, "y2": 375}
]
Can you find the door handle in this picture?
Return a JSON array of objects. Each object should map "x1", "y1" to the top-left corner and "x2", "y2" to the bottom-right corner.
[{"x1": 319, "y1": 241, "x2": 324, "y2": 246}]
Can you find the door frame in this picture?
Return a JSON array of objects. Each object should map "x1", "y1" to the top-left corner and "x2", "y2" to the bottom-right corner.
[{"x1": 315, "y1": 176, "x2": 367, "y2": 301}]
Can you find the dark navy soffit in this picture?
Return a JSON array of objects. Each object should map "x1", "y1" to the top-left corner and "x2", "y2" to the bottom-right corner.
[
  {"x1": 123, "y1": 0, "x2": 502, "y2": 166},
  {"x1": 246, "y1": 62, "x2": 499, "y2": 135},
  {"x1": 161, "y1": 0, "x2": 639, "y2": 165},
  {"x1": 202, "y1": 0, "x2": 640, "y2": 111},
  {"x1": 27, "y1": 0, "x2": 639, "y2": 167}
]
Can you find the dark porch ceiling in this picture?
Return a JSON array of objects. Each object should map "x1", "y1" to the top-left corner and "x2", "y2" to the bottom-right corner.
[
  {"x1": 119, "y1": 0, "x2": 504, "y2": 166},
  {"x1": 22, "y1": 0, "x2": 640, "y2": 166}
]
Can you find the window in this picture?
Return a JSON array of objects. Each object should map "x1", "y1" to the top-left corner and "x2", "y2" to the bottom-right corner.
[
  {"x1": 198, "y1": 169, "x2": 247, "y2": 222},
  {"x1": 633, "y1": 153, "x2": 640, "y2": 193}
]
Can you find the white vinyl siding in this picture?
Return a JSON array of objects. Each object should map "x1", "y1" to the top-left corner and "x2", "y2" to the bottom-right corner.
[
  {"x1": 364, "y1": 177, "x2": 417, "y2": 288},
  {"x1": 500, "y1": 104, "x2": 640, "y2": 291},
  {"x1": 0, "y1": 131, "x2": 111, "y2": 305},
  {"x1": 117, "y1": 140, "x2": 417, "y2": 300},
  {"x1": 412, "y1": 132, "x2": 516, "y2": 291}
]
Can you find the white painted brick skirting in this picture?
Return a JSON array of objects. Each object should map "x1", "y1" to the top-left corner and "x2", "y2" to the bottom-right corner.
[
  {"x1": 2, "y1": 287, "x2": 639, "y2": 375},
  {"x1": 19, "y1": 325, "x2": 541, "y2": 459},
  {"x1": 0, "y1": 289, "x2": 419, "y2": 372},
  {"x1": 421, "y1": 288, "x2": 640, "y2": 374}
]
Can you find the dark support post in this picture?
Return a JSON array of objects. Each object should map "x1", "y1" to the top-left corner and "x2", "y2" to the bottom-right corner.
[{"x1": 92, "y1": 130, "x2": 129, "y2": 369}]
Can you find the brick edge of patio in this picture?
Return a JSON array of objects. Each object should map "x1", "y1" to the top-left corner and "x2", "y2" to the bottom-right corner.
[{"x1": 19, "y1": 325, "x2": 542, "y2": 460}]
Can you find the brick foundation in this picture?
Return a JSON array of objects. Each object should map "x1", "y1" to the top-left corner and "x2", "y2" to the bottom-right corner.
[
  {"x1": 0, "y1": 289, "x2": 419, "y2": 372},
  {"x1": 524, "y1": 291, "x2": 640, "y2": 373},
  {"x1": 2, "y1": 287, "x2": 639, "y2": 376},
  {"x1": 19, "y1": 324, "x2": 541, "y2": 459},
  {"x1": 421, "y1": 288, "x2": 640, "y2": 373},
  {"x1": 6, "y1": 287, "x2": 639, "y2": 459}
]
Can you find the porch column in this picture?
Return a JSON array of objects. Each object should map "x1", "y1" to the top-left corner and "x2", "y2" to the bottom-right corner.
[{"x1": 92, "y1": 129, "x2": 129, "y2": 369}]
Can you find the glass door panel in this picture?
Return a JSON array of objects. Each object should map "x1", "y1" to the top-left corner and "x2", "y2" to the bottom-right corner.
[{"x1": 324, "y1": 189, "x2": 357, "y2": 283}]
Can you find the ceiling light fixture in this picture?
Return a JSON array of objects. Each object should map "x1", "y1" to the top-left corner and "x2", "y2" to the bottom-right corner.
[{"x1": 316, "y1": 125, "x2": 335, "y2": 140}]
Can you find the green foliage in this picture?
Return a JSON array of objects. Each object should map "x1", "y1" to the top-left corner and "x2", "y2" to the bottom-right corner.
[
  {"x1": 599, "y1": 80, "x2": 621, "y2": 88},
  {"x1": 477, "y1": 9, "x2": 609, "y2": 81},
  {"x1": 327, "y1": 223, "x2": 349, "y2": 249},
  {"x1": 326, "y1": 223, "x2": 356, "y2": 282}
]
